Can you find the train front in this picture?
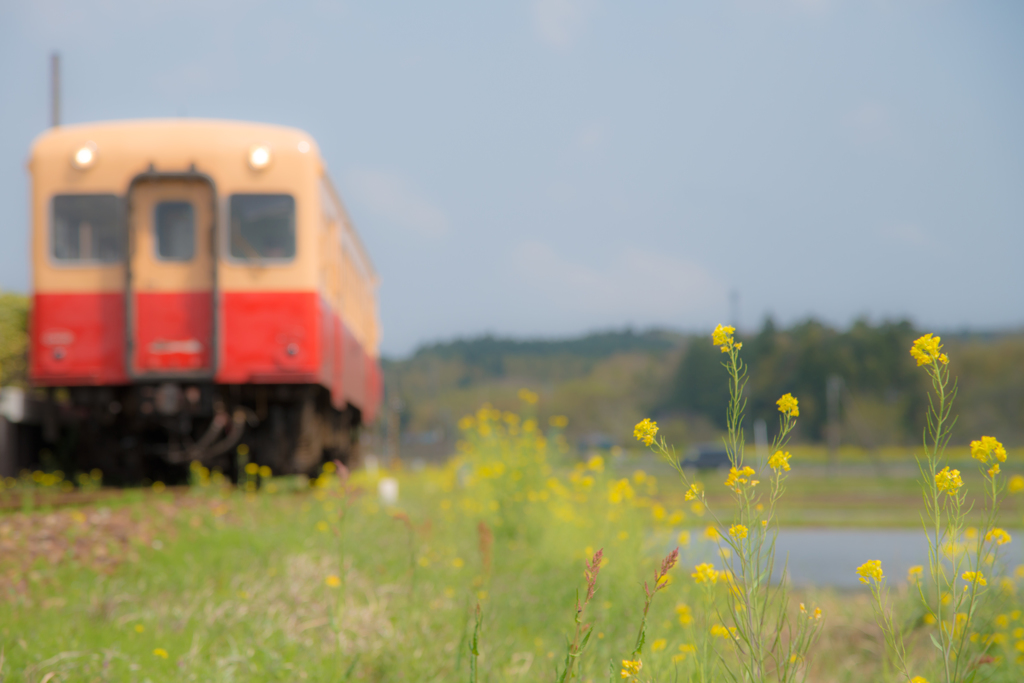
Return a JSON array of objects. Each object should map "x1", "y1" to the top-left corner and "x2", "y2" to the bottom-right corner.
[{"x1": 24, "y1": 119, "x2": 381, "y2": 482}]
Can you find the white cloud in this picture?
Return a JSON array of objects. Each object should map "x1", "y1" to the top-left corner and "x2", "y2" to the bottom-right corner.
[
  {"x1": 510, "y1": 240, "x2": 725, "y2": 323},
  {"x1": 532, "y1": 0, "x2": 592, "y2": 50},
  {"x1": 344, "y1": 170, "x2": 450, "y2": 238}
]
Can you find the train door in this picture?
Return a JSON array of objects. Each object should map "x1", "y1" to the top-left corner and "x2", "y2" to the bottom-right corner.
[{"x1": 126, "y1": 177, "x2": 216, "y2": 378}]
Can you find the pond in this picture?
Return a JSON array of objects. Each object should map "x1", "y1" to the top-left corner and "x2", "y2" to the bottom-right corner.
[{"x1": 677, "y1": 528, "x2": 1023, "y2": 589}]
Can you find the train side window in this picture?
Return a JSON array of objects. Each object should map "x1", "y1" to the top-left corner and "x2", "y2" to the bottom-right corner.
[
  {"x1": 154, "y1": 201, "x2": 195, "y2": 261},
  {"x1": 229, "y1": 194, "x2": 296, "y2": 260},
  {"x1": 51, "y1": 194, "x2": 123, "y2": 262}
]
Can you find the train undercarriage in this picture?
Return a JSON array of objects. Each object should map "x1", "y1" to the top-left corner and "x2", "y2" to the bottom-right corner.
[{"x1": 1, "y1": 383, "x2": 362, "y2": 484}]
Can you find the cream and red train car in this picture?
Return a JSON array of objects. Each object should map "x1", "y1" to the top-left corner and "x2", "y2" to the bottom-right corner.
[{"x1": 26, "y1": 119, "x2": 381, "y2": 480}]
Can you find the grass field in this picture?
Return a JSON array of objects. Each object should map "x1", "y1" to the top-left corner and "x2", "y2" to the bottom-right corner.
[{"x1": 3, "y1": 435, "x2": 1024, "y2": 683}]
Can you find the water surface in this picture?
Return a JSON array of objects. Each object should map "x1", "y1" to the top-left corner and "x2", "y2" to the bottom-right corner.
[{"x1": 678, "y1": 528, "x2": 1022, "y2": 589}]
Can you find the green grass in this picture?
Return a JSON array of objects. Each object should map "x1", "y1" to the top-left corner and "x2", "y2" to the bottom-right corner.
[
  {"x1": 1, "y1": 476, "x2": 695, "y2": 682},
  {"x1": 3, "y1": 449, "x2": 1024, "y2": 682}
]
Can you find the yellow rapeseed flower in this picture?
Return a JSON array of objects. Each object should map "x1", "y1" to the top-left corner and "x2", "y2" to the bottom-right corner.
[
  {"x1": 856, "y1": 559, "x2": 883, "y2": 584},
  {"x1": 712, "y1": 324, "x2": 737, "y2": 352},
  {"x1": 768, "y1": 450, "x2": 792, "y2": 472},
  {"x1": 935, "y1": 467, "x2": 963, "y2": 495},
  {"x1": 971, "y1": 435, "x2": 1007, "y2": 464},
  {"x1": 729, "y1": 524, "x2": 748, "y2": 539},
  {"x1": 692, "y1": 563, "x2": 718, "y2": 585},
  {"x1": 620, "y1": 659, "x2": 642, "y2": 678},
  {"x1": 676, "y1": 603, "x2": 693, "y2": 625},
  {"x1": 517, "y1": 388, "x2": 539, "y2": 405},
  {"x1": 153, "y1": 648, "x2": 169, "y2": 659},
  {"x1": 673, "y1": 644, "x2": 697, "y2": 663},
  {"x1": 608, "y1": 478, "x2": 636, "y2": 505},
  {"x1": 776, "y1": 393, "x2": 799, "y2": 418},
  {"x1": 684, "y1": 484, "x2": 701, "y2": 501},
  {"x1": 724, "y1": 466, "x2": 756, "y2": 492},
  {"x1": 910, "y1": 333, "x2": 948, "y2": 367},
  {"x1": 633, "y1": 418, "x2": 658, "y2": 446},
  {"x1": 813, "y1": 607, "x2": 822, "y2": 620},
  {"x1": 325, "y1": 575, "x2": 341, "y2": 587},
  {"x1": 908, "y1": 565, "x2": 924, "y2": 583},
  {"x1": 962, "y1": 571, "x2": 987, "y2": 587},
  {"x1": 1010, "y1": 475, "x2": 1024, "y2": 494},
  {"x1": 987, "y1": 528, "x2": 1012, "y2": 546},
  {"x1": 710, "y1": 624, "x2": 736, "y2": 639}
]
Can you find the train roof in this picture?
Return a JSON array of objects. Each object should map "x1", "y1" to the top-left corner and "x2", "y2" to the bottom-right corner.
[{"x1": 30, "y1": 118, "x2": 322, "y2": 162}]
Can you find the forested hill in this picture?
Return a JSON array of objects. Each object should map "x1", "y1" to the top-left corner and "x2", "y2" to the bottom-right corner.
[
  {"x1": 389, "y1": 329, "x2": 683, "y2": 378},
  {"x1": 385, "y1": 321, "x2": 1024, "y2": 456},
  {"x1": 381, "y1": 329, "x2": 687, "y2": 457},
  {"x1": 661, "y1": 320, "x2": 1024, "y2": 445}
]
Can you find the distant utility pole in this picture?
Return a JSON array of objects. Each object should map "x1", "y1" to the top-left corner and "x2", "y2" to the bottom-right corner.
[{"x1": 51, "y1": 52, "x2": 61, "y2": 127}]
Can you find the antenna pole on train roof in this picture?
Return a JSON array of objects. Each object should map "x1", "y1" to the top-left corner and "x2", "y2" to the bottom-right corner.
[{"x1": 50, "y1": 52, "x2": 60, "y2": 128}]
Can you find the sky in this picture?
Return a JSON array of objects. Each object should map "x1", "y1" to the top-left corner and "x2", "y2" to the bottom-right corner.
[{"x1": 1, "y1": 0, "x2": 1022, "y2": 357}]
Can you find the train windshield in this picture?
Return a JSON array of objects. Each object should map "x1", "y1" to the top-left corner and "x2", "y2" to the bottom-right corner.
[
  {"x1": 229, "y1": 194, "x2": 295, "y2": 260},
  {"x1": 155, "y1": 201, "x2": 195, "y2": 261},
  {"x1": 51, "y1": 194, "x2": 123, "y2": 262}
]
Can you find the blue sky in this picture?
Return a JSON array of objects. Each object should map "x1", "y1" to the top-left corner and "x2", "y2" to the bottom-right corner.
[{"x1": 1, "y1": 1, "x2": 1022, "y2": 356}]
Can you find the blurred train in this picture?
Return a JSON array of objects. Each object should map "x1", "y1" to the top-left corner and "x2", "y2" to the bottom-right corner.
[{"x1": 9, "y1": 119, "x2": 382, "y2": 482}]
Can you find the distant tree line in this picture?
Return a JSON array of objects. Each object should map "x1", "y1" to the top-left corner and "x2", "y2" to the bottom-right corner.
[
  {"x1": 661, "y1": 318, "x2": 1023, "y2": 446},
  {"x1": 391, "y1": 329, "x2": 681, "y2": 387}
]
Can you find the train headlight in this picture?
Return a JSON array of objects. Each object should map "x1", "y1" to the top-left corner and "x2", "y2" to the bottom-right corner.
[
  {"x1": 248, "y1": 145, "x2": 272, "y2": 170},
  {"x1": 71, "y1": 142, "x2": 97, "y2": 170}
]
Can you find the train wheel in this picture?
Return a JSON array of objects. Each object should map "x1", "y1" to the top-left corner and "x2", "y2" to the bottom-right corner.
[{"x1": 293, "y1": 397, "x2": 324, "y2": 475}]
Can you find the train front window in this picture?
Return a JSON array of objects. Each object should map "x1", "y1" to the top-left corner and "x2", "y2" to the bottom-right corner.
[
  {"x1": 229, "y1": 194, "x2": 295, "y2": 260},
  {"x1": 51, "y1": 194, "x2": 123, "y2": 262},
  {"x1": 154, "y1": 201, "x2": 195, "y2": 261}
]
